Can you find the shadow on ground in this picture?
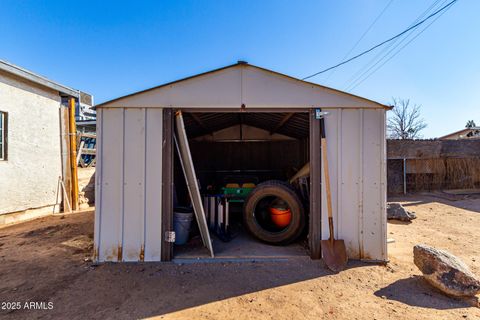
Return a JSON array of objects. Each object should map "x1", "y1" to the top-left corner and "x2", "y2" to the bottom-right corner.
[
  {"x1": 375, "y1": 276, "x2": 472, "y2": 310},
  {"x1": 46, "y1": 259, "x2": 371, "y2": 319},
  {"x1": 0, "y1": 211, "x2": 370, "y2": 319}
]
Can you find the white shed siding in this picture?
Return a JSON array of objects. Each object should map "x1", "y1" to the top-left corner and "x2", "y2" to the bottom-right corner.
[
  {"x1": 144, "y1": 109, "x2": 163, "y2": 261},
  {"x1": 0, "y1": 71, "x2": 62, "y2": 216},
  {"x1": 95, "y1": 63, "x2": 388, "y2": 262},
  {"x1": 123, "y1": 108, "x2": 146, "y2": 261},
  {"x1": 107, "y1": 68, "x2": 243, "y2": 109},
  {"x1": 95, "y1": 107, "x2": 163, "y2": 262},
  {"x1": 321, "y1": 108, "x2": 386, "y2": 261},
  {"x1": 242, "y1": 67, "x2": 377, "y2": 109}
]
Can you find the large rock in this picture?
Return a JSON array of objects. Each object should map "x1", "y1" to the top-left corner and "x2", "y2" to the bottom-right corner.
[
  {"x1": 413, "y1": 244, "x2": 480, "y2": 297},
  {"x1": 387, "y1": 203, "x2": 416, "y2": 221}
]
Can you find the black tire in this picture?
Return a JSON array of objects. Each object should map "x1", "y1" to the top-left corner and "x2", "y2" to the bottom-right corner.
[{"x1": 243, "y1": 180, "x2": 305, "y2": 245}]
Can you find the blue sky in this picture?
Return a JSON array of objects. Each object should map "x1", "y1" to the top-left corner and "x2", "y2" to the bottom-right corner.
[{"x1": 1, "y1": 0, "x2": 478, "y2": 138}]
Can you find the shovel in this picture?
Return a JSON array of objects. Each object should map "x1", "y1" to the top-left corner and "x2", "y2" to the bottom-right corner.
[{"x1": 319, "y1": 111, "x2": 348, "y2": 272}]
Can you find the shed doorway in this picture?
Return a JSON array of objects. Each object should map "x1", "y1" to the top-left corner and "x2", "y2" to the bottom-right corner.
[{"x1": 167, "y1": 109, "x2": 321, "y2": 261}]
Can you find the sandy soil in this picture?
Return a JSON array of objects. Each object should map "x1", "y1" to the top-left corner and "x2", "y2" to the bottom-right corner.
[{"x1": 0, "y1": 195, "x2": 479, "y2": 320}]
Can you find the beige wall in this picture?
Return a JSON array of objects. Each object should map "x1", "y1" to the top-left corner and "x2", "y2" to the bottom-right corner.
[{"x1": 0, "y1": 71, "x2": 62, "y2": 215}]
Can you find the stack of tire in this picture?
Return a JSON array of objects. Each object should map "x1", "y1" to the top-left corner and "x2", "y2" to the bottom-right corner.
[{"x1": 243, "y1": 180, "x2": 305, "y2": 245}]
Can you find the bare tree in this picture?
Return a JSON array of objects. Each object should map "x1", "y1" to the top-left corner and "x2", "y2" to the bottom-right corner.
[
  {"x1": 387, "y1": 98, "x2": 427, "y2": 139},
  {"x1": 466, "y1": 120, "x2": 476, "y2": 128}
]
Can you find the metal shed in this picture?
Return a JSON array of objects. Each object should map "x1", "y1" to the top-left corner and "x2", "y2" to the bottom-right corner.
[{"x1": 94, "y1": 62, "x2": 389, "y2": 263}]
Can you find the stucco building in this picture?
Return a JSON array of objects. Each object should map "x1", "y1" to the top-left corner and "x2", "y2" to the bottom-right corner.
[{"x1": 0, "y1": 60, "x2": 92, "y2": 224}]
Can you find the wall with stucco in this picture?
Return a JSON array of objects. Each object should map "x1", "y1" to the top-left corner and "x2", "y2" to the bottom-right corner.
[{"x1": 0, "y1": 70, "x2": 62, "y2": 215}]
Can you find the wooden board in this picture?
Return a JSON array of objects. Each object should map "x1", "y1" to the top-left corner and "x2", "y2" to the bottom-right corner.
[
  {"x1": 174, "y1": 111, "x2": 214, "y2": 257},
  {"x1": 161, "y1": 109, "x2": 174, "y2": 261},
  {"x1": 309, "y1": 109, "x2": 321, "y2": 259}
]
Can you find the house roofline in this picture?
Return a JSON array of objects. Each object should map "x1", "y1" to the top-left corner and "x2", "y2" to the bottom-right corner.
[
  {"x1": 439, "y1": 127, "x2": 480, "y2": 139},
  {"x1": 0, "y1": 59, "x2": 91, "y2": 102}
]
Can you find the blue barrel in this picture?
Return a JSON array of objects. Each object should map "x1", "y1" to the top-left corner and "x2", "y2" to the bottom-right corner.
[{"x1": 173, "y1": 207, "x2": 193, "y2": 245}]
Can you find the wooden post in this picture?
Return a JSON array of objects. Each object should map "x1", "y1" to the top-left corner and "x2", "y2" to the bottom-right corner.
[
  {"x1": 309, "y1": 109, "x2": 322, "y2": 259},
  {"x1": 69, "y1": 97, "x2": 79, "y2": 211},
  {"x1": 60, "y1": 106, "x2": 72, "y2": 212}
]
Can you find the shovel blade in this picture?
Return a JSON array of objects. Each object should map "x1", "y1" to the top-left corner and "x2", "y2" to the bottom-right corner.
[{"x1": 321, "y1": 239, "x2": 348, "y2": 272}]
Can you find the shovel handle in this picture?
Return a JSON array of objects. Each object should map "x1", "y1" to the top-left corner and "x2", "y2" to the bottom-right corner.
[
  {"x1": 321, "y1": 138, "x2": 333, "y2": 220},
  {"x1": 328, "y1": 217, "x2": 334, "y2": 242},
  {"x1": 320, "y1": 112, "x2": 335, "y2": 240}
]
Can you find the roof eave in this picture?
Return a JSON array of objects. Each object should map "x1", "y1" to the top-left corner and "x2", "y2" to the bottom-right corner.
[{"x1": 0, "y1": 59, "x2": 90, "y2": 100}]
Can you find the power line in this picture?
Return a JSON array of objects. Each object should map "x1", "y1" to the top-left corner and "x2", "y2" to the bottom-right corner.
[
  {"x1": 324, "y1": 0, "x2": 395, "y2": 82},
  {"x1": 302, "y1": 0, "x2": 458, "y2": 80},
  {"x1": 348, "y1": 3, "x2": 453, "y2": 91},
  {"x1": 344, "y1": 0, "x2": 449, "y2": 90},
  {"x1": 343, "y1": 0, "x2": 445, "y2": 89}
]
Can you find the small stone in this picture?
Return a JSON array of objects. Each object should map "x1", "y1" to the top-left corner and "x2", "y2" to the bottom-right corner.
[
  {"x1": 381, "y1": 295, "x2": 386, "y2": 299},
  {"x1": 387, "y1": 203, "x2": 416, "y2": 221},
  {"x1": 413, "y1": 244, "x2": 480, "y2": 297},
  {"x1": 79, "y1": 202, "x2": 90, "y2": 210}
]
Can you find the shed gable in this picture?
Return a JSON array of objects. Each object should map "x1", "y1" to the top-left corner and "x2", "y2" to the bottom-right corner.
[{"x1": 97, "y1": 63, "x2": 386, "y2": 110}]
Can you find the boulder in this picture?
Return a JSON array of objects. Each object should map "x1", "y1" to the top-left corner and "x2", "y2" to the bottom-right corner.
[
  {"x1": 413, "y1": 244, "x2": 480, "y2": 297},
  {"x1": 387, "y1": 203, "x2": 416, "y2": 221}
]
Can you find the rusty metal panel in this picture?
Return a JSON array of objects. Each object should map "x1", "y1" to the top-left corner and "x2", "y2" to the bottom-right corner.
[
  {"x1": 97, "y1": 108, "x2": 124, "y2": 261},
  {"x1": 122, "y1": 108, "x2": 146, "y2": 261},
  {"x1": 144, "y1": 108, "x2": 163, "y2": 261}
]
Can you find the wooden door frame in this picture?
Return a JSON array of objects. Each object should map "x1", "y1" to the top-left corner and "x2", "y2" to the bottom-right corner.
[
  {"x1": 161, "y1": 107, "x2": 321, "y2": 261},
  {"x1": 161, "y1": 108, "x2": 174, "y2": 261},
  {"x1": 309, "y1": 109, "x2": 322, "y2": 259}
]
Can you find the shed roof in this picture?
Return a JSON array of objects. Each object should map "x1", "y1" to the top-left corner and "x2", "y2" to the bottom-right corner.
[{"x1": 96, "y1": 62, "x2": 389, "y2": 110}]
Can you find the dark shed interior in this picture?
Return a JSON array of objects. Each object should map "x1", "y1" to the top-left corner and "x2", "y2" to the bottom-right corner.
[{"x1": 173, "y1": 111, "x2": 311, "y2": 260}]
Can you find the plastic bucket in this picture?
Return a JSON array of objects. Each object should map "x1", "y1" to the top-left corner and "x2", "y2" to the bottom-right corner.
[
  {"x1": 173, "y1": 207, "x2": 193, "y2": 245},
  {"x1": 269, "y1": 207, "x2": 292, "y2": 228}
]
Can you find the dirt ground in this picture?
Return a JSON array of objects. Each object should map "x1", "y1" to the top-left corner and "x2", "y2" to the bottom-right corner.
[{"x1": 0, "y1": 195, "x2": 479, "y2": 320}]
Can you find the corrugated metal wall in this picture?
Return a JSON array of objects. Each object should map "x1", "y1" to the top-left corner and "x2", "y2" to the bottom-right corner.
[
  {"x1": 95, "y1": 107, "x2": 387, "y2": 262},
  {"x1": 94, "y1": 107, "x2": 164, "y2": 262},
  {"x1": 321, "y1": 108, "x2": 386, "y2": 261}
]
